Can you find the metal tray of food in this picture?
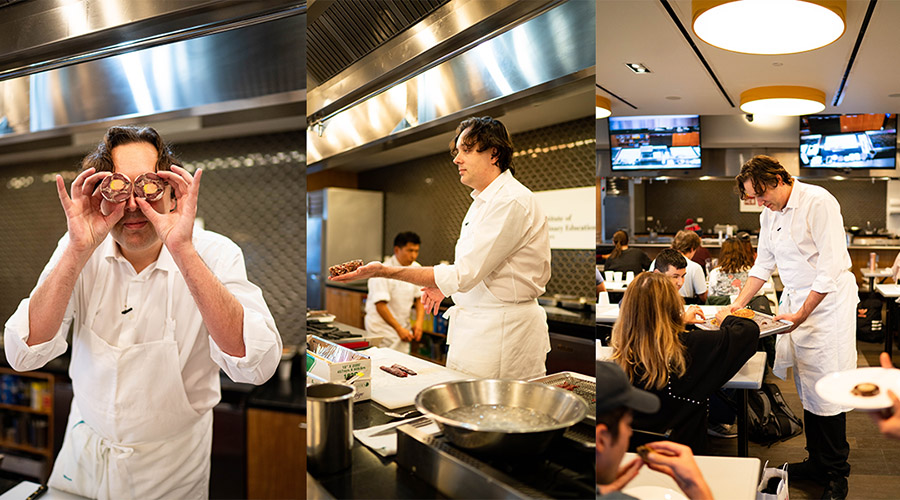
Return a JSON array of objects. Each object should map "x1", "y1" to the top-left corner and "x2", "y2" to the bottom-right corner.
[
  {"x1": 529, "y1": 371, "x2": 595, "y2": 424},
  {"x1": 695, "y1": 308, "x2": 792, "y2": 337}
]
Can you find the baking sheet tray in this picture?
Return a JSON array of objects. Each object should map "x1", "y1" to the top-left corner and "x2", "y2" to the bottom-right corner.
[
  {"x1": 530, "y1": 371, "x2": 595, "y2": 424},
  {"x1": 694, "y1": 309, "x2": 791, "y2": 337}
]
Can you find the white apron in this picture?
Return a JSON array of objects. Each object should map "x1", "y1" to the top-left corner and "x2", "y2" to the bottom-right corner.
[
  {"x1": 769, "y1": 210, "x2": 857, "y2": 416},
  {"x1": 48, "y1": 271, "x2": 212, "y2": 499},
  {"x1": 443, "y1": 281, "x2": 550, "y2": 380}
]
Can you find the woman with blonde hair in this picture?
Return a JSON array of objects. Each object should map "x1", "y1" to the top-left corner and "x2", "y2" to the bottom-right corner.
[{"x1": 611, "y1": 272, "x2": 758, "y2": 452}]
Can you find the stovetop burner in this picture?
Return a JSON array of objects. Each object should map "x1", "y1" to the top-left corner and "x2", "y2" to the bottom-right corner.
[{"x1": 396, "y1": 422, "x2": 595, "y2": 499}]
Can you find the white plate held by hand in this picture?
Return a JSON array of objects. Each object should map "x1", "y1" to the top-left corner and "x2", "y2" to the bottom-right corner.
[{"x1": 815, "y1": 367, "x2": 900, "y2": 410}]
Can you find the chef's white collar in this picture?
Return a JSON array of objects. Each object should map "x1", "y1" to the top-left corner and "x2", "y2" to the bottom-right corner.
[
  {"x1": 781, "y1": 179, "x2": 802, "y2": 213},
  {"x1": 101, "y1": 234, "x2": 176, "y2": 274},
  {"x1": 470, "y1": 169, "x2": 513, "y2": 202}
]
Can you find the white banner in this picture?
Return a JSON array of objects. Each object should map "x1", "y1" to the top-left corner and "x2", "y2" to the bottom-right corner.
[{"x1": 534, "y1": 186, "x2": 595, "y2": 249}]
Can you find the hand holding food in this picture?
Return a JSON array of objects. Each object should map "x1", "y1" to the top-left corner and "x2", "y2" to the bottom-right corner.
[
  {"x1": 133, "y1": 172, "x2": 167, "y2": 202},
  {"x1": 639, "y1": 441, "x2": 713, "y2": 500},
  {"x1": 134, "y1": 165, "x2": 199, "y2": 252},
  {"x1": 683, "y1": 305, "x2": 706, "y2": 325},
  {"x1": 329, "y1": 260, "x2": 364, "y2": 277},
  {"x1": 714, "y1": 304, "x2": 740, "y2": 325},
  {"x1": 328, "y1": 260, "x2": 383, "y2": 282},
  {"x1": 100, "y1": 173, "x2": 132, "y2": 202},
  {"x1": 56, "y1": 168, "x2": 125, "y2": 254},
  {"x1": 871, "y1": 352, "x2": 900, "y2": 440}
]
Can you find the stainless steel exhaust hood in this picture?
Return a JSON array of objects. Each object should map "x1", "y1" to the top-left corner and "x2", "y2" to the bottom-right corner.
[
  {"x1": 0, "y1": 5, "x2": 305, "y2": 163},
  {"x1": 306, "y1": 0, "x2": 594, "y2": 170},
  {"x1": 0, "y1": 0, "x2": 304, "y2": 82}
]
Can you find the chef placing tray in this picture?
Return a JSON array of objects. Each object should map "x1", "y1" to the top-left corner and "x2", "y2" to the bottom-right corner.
[
  {"x1": 694, "y1": 308, "x2": 792, "y2": 337},
  {"x1": 529, "y1": 371, "x2": 595, "y2": 425}
]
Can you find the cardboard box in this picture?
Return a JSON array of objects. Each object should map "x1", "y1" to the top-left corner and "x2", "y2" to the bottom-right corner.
[{"x1": 307, "y1": 335, "x2": 372, "y2": 401}]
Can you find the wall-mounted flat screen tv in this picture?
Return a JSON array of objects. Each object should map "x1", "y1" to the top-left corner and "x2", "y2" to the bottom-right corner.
[
  {"x1": 609, "y1": 115, "x2": 701, "y2": 170},
  {"x1": 800, "y1": 113, "x2": 897, "y2": 169}
]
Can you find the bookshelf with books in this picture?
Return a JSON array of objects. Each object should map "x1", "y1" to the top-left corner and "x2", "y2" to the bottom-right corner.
[{"x1": 0, "y1": 367, "x2": 54, "y2": 482}]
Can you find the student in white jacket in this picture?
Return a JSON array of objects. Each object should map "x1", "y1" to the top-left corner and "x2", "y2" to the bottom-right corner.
[
  {"x1": 364, "y1": 232, "x2": 425, "y2": 353},
  {"x1": 332, "y1": 117, "x2": 551, "y2": 379}
]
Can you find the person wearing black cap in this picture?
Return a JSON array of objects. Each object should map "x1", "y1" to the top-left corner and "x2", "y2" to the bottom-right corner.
[{"x1": 596, "y1": 361, "x2": 713, "y2": 500}]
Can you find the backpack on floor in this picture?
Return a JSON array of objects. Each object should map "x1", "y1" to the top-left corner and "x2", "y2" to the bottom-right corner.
[
  {"x1": 747, "y1": 382, "x2": 803, "y2": 446},
  {"x1": 857, "y1": 297, "x2": 883, "y2": 343}
]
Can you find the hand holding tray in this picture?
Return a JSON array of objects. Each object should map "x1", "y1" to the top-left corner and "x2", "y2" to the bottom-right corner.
[{"x1": 694, "y1": 308, "x2": 792, "y2": 337}]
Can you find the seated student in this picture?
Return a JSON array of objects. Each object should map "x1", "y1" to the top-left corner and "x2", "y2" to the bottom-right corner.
[
  {"x1": 605, "y1": 231, "x2": 651, "y2": 275},
  {"x1": 651, "y1": 248, "x2": 687, "y2": 289},
  {"x1": 596, "y1": 361, "x2": 713, "y2": 500},
  {"x1": 707, "y1": 236, "x2": 755, "y2": 301},
  {"x1": 610, "y1": 272, "x2": 759, "y2": 453},
  {"x1": 652, "y1": 249, "x2": 705, "y2": 325},
  {"x1": 650, "y1": 234, "x2": 707, "y2": 304}
]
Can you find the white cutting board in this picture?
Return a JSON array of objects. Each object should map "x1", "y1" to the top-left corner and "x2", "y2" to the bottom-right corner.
[{"x1": 367, "y1": 347, "x2": 472, "y2": 409}]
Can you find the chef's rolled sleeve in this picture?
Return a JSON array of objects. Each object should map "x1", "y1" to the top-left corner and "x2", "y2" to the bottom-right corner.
[
  {"x1": 433, "y1": 198, "x2": 529, "y2": 298},
  {"x1": 4, "y1": 298, "x2": 70, "y2": 371},
  {"x1": 207, "y1": 249, "x2": 281, "y2": 385},
  {"x1": 808, "y1": 196, "x2": 845, "y2": 294},
  {"x1": 748, "y1": 212, "x2": 776, "y2": 282},
  {"x1": 366, "y1": 277, "x2": 392, "y2": 304},
  {"x1": 4, "y1": 234, "x2": 73, "y2": 371}
]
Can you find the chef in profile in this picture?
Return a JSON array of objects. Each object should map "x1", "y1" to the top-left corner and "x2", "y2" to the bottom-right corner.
[
  {"x1": 332, "y1": 116, "x2": 551, "y2": 379},
  {"x1": 4, "y1": 126, "x2": 281, "y2": 499}
]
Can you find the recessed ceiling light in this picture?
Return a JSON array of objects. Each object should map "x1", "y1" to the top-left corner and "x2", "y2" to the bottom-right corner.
[
  {"x1": 596, "y1": 94, "x2": 611, "y2": 119},
  {"x1": 693, "y1": 0, "x2": 846, "y2": 55},
  {"x1": 625, "y1": 62, "x2": 651, "y2": 74},
  {"x1": 740, "y1": 86, "x2": 826, "y2": 116}
]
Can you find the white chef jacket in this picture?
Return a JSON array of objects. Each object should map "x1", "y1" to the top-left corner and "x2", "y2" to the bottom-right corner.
[
  {"x1": 364, "y1": 254, "x2": 422, "y2": 352},
  {"x1": 434, "y1": 170, "x2": 551, "y2": 379},
  {"x1": 4, "y1": 229, "x2": 282, "y2": 413},
  {"x1": 433, "y1": 170, "x2": 551, "y2": 300},
  {"x1": 749, "y1": 180, "x2": 857, "y2": 415}
]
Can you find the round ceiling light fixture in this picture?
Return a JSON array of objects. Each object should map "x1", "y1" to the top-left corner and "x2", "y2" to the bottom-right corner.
[
  {"x1": 596, "y1": 94, "x2": 611, "y2": 119},
  {"x1": 740, "y1": 86, "x2": 826, "y2": 116},
  {"x1": 692, "y1": 0, "x2": 846, "y2": 54}
]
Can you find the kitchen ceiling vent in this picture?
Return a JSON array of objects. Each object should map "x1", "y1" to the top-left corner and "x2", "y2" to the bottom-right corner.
[{"x1": 308, "y1": 0, "x2": 449, "y2": 86}]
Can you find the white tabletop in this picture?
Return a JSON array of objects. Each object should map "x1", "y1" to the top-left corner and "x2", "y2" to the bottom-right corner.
[
  {"x1": 596, "y1": 304, "x2": 620, "y2": 323},
  {"x1": 861, "y1": 267, "x2": 894, "y2": 278},
  {"x1": 0, "y1": 482, "x2": 87, "y2": 499},
  {"x1": 603, "y1": 280, "x2": 629, "y2": 292},
  {"x1": 723, "y1": 351, "x2": 767, "y2": 390},
  {"x1": 876, "y1": 283, "x2": 900, "y2": 298},
  {"x1": 621, "y1": 453, "x2": 760, "y2": 500}
]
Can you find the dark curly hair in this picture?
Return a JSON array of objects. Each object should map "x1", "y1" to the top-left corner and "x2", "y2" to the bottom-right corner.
[
  {"x1": 735, "y1": 155, "x2": 793, "y2": 200},
  {"x1": 81, "y1": 126, "x2": 179, "y2": 174},
  {"x1": 450, "y1": 116, "x2": 515, "y2": 174}
]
